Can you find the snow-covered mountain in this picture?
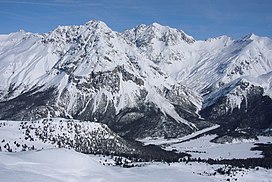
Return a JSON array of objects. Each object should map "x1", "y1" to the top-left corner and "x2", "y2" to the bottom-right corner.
[
  {"x1": 123, "y1": 24, "x2": 272, "y2": 135},
  {"x1": 0, "y1": 20, "x2": 271, "y2": 139}
]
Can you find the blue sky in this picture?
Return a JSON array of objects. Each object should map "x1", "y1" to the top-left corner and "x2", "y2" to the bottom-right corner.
[{"x1": 0, "y1": 0, "x2": 271, "y2": 40}]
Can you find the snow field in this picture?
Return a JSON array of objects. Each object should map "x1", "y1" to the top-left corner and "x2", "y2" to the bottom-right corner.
[{"x1": 0, "y1": 148, "x2": 271, "y2": 182}]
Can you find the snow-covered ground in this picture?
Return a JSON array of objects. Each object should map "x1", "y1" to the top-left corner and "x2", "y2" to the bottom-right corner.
[
  {"x1": 0, "y1": 119, "x2": 271, "y2": 181},
  {"x1": 0, "y1": 118, "x2": 135, "y2": 154},
  {"x1": 138, "y1": 125, "x2": 271, "y2": 160},
  {"x1": 163, "y1": 135, "x2": 271, "y2": 160},
  {"x1": 0, "y1": 148, "x2": 271, "y2": 182}
]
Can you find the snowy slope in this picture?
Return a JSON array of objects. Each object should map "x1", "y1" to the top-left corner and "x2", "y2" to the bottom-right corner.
[
  {"x1": 0, "y1": 148, "x2": 271, "y2": 182},
  {"x1": 189, "y1": 34, "x2": 272, "y2": 108},
  {"x1": 124, "y1": 24, "x2": 272, "y2": 103},
  {"x1": 124, "y1": 23, "x2": 272, "y2": 134},
  {"x1": 124, "y1": 25, "x2": 272, "y2": 98},
  {"x1": 0, "y1": 118, "x2": 137, "y2": 154}
]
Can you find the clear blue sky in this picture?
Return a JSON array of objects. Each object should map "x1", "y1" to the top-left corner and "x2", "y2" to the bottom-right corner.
[{"x1": 0, "y1": 0, "x2": 271, "y2": 40}]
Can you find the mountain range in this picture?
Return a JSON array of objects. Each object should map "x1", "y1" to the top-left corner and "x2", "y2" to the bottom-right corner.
[{"x1": 0, "y1": 20, "x2": 271, "y2": 143}]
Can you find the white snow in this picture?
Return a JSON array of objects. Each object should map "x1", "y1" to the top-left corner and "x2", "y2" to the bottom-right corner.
[
  {"x1": 0, "y1": 118, "x2": 118, "y2": 152},
  {"x1": 0, "y1": 148, "x2": 271, "y2": 182},
  {"x1": 164, "y1": 135, "x2": 271, "y2": 160},
  {"x1": 138, "y1": 124, "x2": 220, "y2": 145}
]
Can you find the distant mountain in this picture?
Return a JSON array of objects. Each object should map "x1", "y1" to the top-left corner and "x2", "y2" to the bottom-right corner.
[{"x1": 0, "y1": 20, "x2": 271, "y2": 140}]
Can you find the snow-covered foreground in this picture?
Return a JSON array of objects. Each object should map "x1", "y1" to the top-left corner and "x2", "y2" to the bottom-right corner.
[{"x1": 0, "y1": 148, "x2": 271, "y2": 182}]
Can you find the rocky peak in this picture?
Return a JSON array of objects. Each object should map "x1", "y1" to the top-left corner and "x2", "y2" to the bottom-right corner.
[
  {"x1": 123, "y1": 22, "x2": 194, "y2": 48},
  {"x1": 42, "y1": 20, "x2": 115, "y2": 49},
  {"x1": 205, "y1": 35, "x2": 233, "y2": 44},
  {"x1": 84, "y1": 20, "x2": 111, "y2": 30},
  {"x1": 148, "y1": 22, "x2": 194, "y2": 43},
  {"x1": 242, "y1": 33, "x2": 258, "y2": 41}
]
